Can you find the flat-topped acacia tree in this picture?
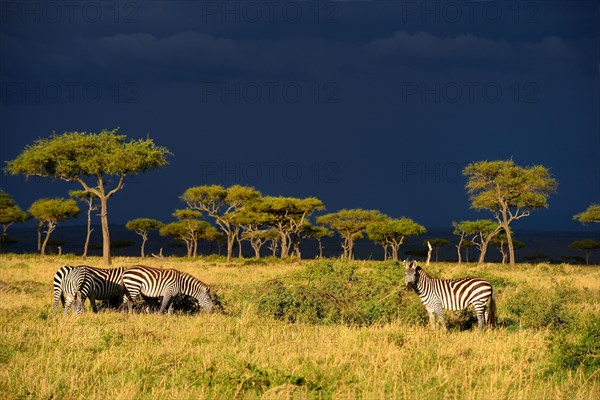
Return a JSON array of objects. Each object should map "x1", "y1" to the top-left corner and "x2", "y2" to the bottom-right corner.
[
  {"x1": 125, "y1": 218, "x2": 164, "y2": 258},
  {"x1": 5, "y1": 129, "x2": 171, "y2": 265},
  {"x1": 29, "y1": 198, "x2": 79, "y2": 256},
  {"x1": 463, "y1": 160, "x2": 557, "y2": 266},
  {"x1": 0, "y1": 190, "x2": 30, "y2": 245},
  {"x1": 181, "y1": 185, "x2": 261, "y2": 262},
  {"x1": 574, "y1": 204, "x2": 600, "y2": 224},
  {"x1": 317, "y1": 209, "x2": 387, "y2": 260}
]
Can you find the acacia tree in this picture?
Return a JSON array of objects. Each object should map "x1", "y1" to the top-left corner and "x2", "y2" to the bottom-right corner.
[
  {"x1": 70, "y1": 190, "x2": 98, "y2": 259},
  {"x1": 463, "y1": 240, "x2": 474, "y2": 263},
  {"x1": 366, "y1": 218, "x2": 427, "y2": 261},
  {"x1": 254, "y1": 196, "x2": 325, "y2": 258},
  {"x1": 5, "y1": 129, "x2": 171, "y2": 265},
  {"x1": 173, "y1": 209, "x2": 208, "y2": 258},
  {"x1": 0, "y1": 190, "x2": 29, "y2": 246},
  {"x1": 573, "y1": 204, "x2": 600, "y2": 224},
  {"x1": 29, "y1": 198, "x2": 79, "y2": 255},
  {"x1": 181, "y1": 185, "x2": 261, "y2": 262},
  {"x1": 569, "y1": 239, "x2": 600, "y2": 265},
  {"x1": 125, "y1": 218, "x2": 163, "y2": 257},
  {"x1": 464, "y1": 160, "x2": 557, "y2": 266},
  {"x1": 427, "y1": 238, "x2": 449, "y2": 262},
  {"x1": 303, "y1": 224, "x2": 333, "y2": 258},
  {"x1": 233, "y1": 208, "x2": 272, "y2": 258},
  {"x1": 454, "y1": 220, "x2": 501, "y2": 265},
  {"x1": 452, "y1": 221, "x2": 467, "y2": 264},
  {"x1": 492, "y1": 231, "x2": 524, "y2": 265},
  {"x1": 317, "y1": 209, "x2": 387, "y2": 260}
]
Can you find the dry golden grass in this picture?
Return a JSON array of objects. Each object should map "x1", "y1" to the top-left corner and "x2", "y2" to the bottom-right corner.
[{"x1": 0, "y1": 254, "x2": 598, "y2": 399}]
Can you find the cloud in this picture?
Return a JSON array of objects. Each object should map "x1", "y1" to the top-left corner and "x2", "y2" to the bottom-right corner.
[
  {"x1": 365, "y1": 31, "x2": 573, "y2": 65},
  {"x1": 91, "y1": 31, "x2": 245, "y2": 75}
]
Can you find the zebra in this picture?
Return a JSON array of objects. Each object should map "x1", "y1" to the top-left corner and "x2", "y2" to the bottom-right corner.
[
  {"x1": 81, "y1": 266, "x2": 127, "y2": 312},
  {"x1": 53, "y1": 266, "x2": 94, "y2": 316},
  {"x1": 403, "y1": 260, "x2": 496, "y2": 330},
  {"x1": 122, "y1": 266, "x2": 214, "y2": 314},
  {"x1": 53, "y1": 265, "x2": 126, "y2": 313}
]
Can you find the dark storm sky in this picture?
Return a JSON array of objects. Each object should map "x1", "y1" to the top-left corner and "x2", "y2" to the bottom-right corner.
[{"x1": 1, "y1": 0, "x2": 599, "y2": 229}]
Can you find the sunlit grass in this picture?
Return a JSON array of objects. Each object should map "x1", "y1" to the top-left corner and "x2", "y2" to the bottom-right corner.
[{"x1": 0, "y1": 254, "x2": 598, "y2": 399}]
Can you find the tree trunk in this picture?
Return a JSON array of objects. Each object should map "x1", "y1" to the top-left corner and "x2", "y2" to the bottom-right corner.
[
  {"x1": 503, "y1": 223, "x2": 516, "y2": 266},
  {"x1": 82, "y1": 199, "x2": 94, "y2": 259},
  {"x1": 251, "y1": 239, "x2": 261, "y2": 258},
  {"x1": 382, "y1": 244, "x2": 388, "y2": 261},
  {"x1": 279, "y1": 231, "x2": 289, "y2": 258},
  {"x1": 236, "y1": 230, "x2": 242, "y2": 258},
  {"x1": 477, "y1": 242, "x2": 488, "y2": 265},
  {"x1": 41, "y1": 222, "x2": 55, "y2": 256},
  {"x1": 318, "y1": 239, "x2": 323, "y2": 258},
  {"x1": 391, "y1": 245, "x2": 399, "y2": 261},
  {"x1": 426, "y1": 241, "x2": 432, "y2": 266},
  {"x1": 465, "y1": 247, "x2": 469, "y2": 263},
  {"x1": 478, "y1": 228, "x2": 501, "y2": 265},
  {"x1": 193, "y1": 238, "x2": 198, "y2": 257},
  {"x1": 348, "y1": 237, "x2": 355, "y2": 260},
  {"x1": 37, "y1": 221, "x2": 43, "y2": 253},
  {"x1": 585, "y1": 251, "x2": 590, "y2": 265},
  {"x1": 226, "y1": 233, "x2": 235, "y2": 262},
  {"x1": 99, "y1": 197, "x2": 112, "y2": 265},
  {"x1": 456, "y1": 239, "x2": 463, "y2": 264},
  {"x1": 140, "y1": 234, "x2": 148, "y2": 258}
]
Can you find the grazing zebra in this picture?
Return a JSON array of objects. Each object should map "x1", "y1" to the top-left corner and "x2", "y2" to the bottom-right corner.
[
  {"x1": 53, "y1": 266, "x2": 126, "y2": 313},
  {"x1": 403, "y1": 260, "x2": 496, "y2": 330},
  {"x1": 82, "y1": 266, "x2": 126, "y2": 312},
  {"x1": 54, "y1": 266, "x2": 94, "y2": 316},
  {"x1": 122, "y1": 266, "x2": 214, "y2": 314}
]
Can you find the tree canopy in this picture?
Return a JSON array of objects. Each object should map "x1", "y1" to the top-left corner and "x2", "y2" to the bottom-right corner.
[
  {"x1": 181, "y1": 184, "x2": 261, "y2": 262},
  {"x1": 5, "y1": 129, "x2": 171, "y2": 264},
  {"x1": 569, "y1": 239, "x2": 600, "y2": 265},
  {"x1": 317, "y1": 209, "x2": 387, "y2": 259},
  {"x1": 573, "y1": 204, "x2": 600, "y2": 224},
  {"x1": 28, "y1": 198, "x2": 79, "y2": 255},
  {"x1": 366, "y1": 217, "x2": 426, "y2": 261},
  {"x1": 463, "y1": 160, "x2": 557, "y2": 266},
  {"x1": 0, "y1": 190, "x2": 30, "y2": 241},
  {"x1": 126, "y1": 218, "x2": 164, "y2": 257}
]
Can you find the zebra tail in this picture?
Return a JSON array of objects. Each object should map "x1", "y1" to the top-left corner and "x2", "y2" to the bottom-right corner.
[{"x1": 487, "y1": 293, "x2": 497, "y2": 328}]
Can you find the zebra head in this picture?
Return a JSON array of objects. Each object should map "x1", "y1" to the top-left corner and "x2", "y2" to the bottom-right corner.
[
  {"x1": 195, "y1": 287, "x2": 214, "y2": 313},
  {"x1": 404, "y1": 260, "x2": 420, "y2": 289}
]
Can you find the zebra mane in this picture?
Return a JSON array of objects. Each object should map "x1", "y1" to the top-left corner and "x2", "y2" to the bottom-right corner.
[{"x1": 179, "y1": 271, "x2": 210, "y2": 290}]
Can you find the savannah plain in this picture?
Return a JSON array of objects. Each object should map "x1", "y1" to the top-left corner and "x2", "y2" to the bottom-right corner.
[{"x1": 0, "y1": 254, "x2": 598, "y2": 399}]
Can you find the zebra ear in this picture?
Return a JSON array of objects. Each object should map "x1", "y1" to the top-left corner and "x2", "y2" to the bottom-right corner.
[{"x1": 403, "y1": 259, "x2": 409, "y2": 269}]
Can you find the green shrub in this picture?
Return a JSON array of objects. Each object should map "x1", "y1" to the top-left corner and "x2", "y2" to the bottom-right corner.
[
  {"x1": 257, "y1": 261, "x2": 413, "y2": 326},
  {"x1": 550, "y1": 319, "x2": 600, "y2": 372},
  {"x1": 503, "y1": 282, "x2": 577, "y2": 329}
]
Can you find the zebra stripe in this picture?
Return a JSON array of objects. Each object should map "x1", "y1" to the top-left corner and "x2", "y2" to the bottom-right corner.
[
  {"x1": 80, "y1": 266, "x2": 126, "y2": 312},
  {"x1": 54, "y1": 266, "x2": 94, "y2": 316},
  {"x1": 123, "y1": 266, "x2": 214, "y2": 314},
  {"x1": 53, "y1": 265, "x2": 126, "y2": 313},
  {"x1": 404, "y1": 260, "x2": 496, "y2": 330}
]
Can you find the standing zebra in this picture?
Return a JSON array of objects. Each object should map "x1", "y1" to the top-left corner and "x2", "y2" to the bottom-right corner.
[
  {"x1": 403, "y1": 260, "x2": 496, "y2": 330},
  {"x1": 122, "y1": 266, "x2": 214, "y2": 314},
  {"x1": 53, "y1": 265, "x2": 126, "y2": 313},
  {"x1": 53, "y1": 266, "x2": 94, "y2": 315}
]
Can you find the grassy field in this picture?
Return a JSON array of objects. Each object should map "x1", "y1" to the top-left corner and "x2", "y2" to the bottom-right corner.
[{"x1": 0, "y1": 254, "x2": 598, "y2": 399}]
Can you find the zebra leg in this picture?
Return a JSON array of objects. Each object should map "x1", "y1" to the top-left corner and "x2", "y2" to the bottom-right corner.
[
  {"x1": 64, "y1": 294, "x2": 74, "y2": 316},
  {"x1": 434, "y1": 305, "x2": 447, "y2": 331},
  {"x1": 474, "y1": 304, "x2": 486, "y2": 330},
  {"x1": 75, "y1": 292, "x2": 86, "y2": 315},
  {"x1": 88, "y1": 292, "x2": 98, "y2": 313},
  {"x1": 159, "y1": 293, "x2": 173, "y2": 314},
  {"x1": 425, "y1": 305, "x2": 436, "y2": 329}
]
